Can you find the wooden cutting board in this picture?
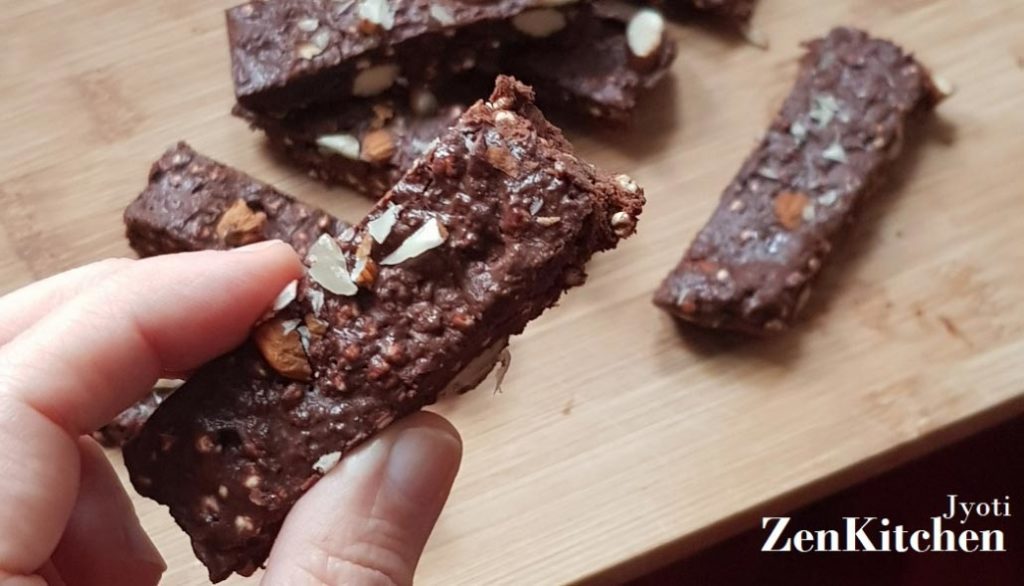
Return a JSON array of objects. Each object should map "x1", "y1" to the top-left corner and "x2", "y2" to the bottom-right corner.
[{"x1": 2, "y1": 1, "x2": 1023, "y2": 584}]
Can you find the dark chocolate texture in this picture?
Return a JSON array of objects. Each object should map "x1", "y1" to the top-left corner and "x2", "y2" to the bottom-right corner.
[
  {"x1": 125, "y1": 143, "x2": 350, "y2": 258},
  {"x1": 125, "y1": 77, "x2": 645, "y2": 581},
  {"x1": 653, "y1": 27, "x2": 942, "y2": 333},
  {"x1": 686, "y1": 0, "x2": 757, "y2": 24}
]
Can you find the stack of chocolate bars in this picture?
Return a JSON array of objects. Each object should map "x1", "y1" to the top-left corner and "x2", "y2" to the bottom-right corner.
[{"x1": 229, "y1": 0, "x2": 679, "y2": 196}]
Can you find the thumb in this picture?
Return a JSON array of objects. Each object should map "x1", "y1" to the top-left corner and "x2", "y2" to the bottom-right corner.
[{"x1": 262, "y1": 412, "x2": 462, "y2": 586}]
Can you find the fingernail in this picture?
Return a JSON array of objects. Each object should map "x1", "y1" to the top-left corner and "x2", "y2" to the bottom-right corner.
[
  {"x1": 386, "y1": 426, "x2": 462, "y2": 507},
  {"x1": 119, "y1": 508, "x2": 168, "y2": 574},
  {"x1": 230, "y1": 240, "x2": 285, "y2": 253}
]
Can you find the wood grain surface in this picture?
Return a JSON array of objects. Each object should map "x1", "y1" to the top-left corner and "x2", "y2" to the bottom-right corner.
[{"x1": 2, "y1": 1, "x2": 1023, "y2": 584}]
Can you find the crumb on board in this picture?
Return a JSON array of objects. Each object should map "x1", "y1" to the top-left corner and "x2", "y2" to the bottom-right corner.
[{"x1": 562, "y1": 396, "x2": 575, "y2": 416}]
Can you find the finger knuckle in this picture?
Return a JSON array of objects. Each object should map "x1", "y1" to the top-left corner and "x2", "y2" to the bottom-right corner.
[{"x1": 293, "y1": 530, "x2": 409, "y2": 586}]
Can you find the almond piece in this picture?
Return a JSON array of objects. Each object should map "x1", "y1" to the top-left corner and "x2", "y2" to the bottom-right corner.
[
  {"x1": 254, "y1": 318, "x2": 312, "y2": 381},
  {"x1": 306, "y1": 234, "x2": 359, "y2": 296},
  {"x1": 313, "y1": 451, "x2": 342, "y2": 474},
  {"x1": 351, "y1": 236, "x2": 378, "y2": 286},
  {"x1": 410, "y1": 88, "x2": 439, "y2": 116},
  {"x1": 304, "y1": 314, "x2": 329, "y2": 337},
  {"x1": 512, "y1": 9, "x2": 567, "y2": 38},
  {"x1": 296, "y1": 42, "x2": 325, "y2": 60},
  {"x1": 317, "y1": 134, "x2": 360, "y2": 159},
  {"x1": 773, "y1": 191, "x2": 809, "y2": 230},
  {"x1": 367, "y1": 203, "x2": 402, "y2": 243},
  {"x1": 296, "y1": 29, "x2": 331, "y2": 60},
  {"x1": 932, "y1": 75, "x2": 955, "y2": 98},
  {"x1": 353, "y1": 64, "x2": 399, "y2": 97},
  {"x1": 296, "y1": 17, "x2": 320, "y2": 32},
  {"x1": 615, "y1": 173, "x2": 640, "y2": 193},
  {"x1": 429, "y1": 4, "x2": 455, "y2": 26},
  {"x1": 357, "y1": 0, "x2": 395, "y2": 31},
  {"x1": 381, "y1": 217, "x2": 448, "y2": 266},
  {"x1": 272, "y1": 280, "x2": 298, "y2": 311},
  {"x1": 610, "y1": 211, "x2": 636, "y2": 237},
  {"x1": 216, "y1": 199, "x2": 267, "y2": 246},
  {"x1": 626, "y1": 9, "x2": 665, "y2": 69},
  {"x1": 352, "y1": 256, "x2": 379, "y2": 287},
  {"x1": 360, "y1": 129, "x2": 396, "y2": 163},
  {"x1": 486, "y1": 145, "x2": 519, "y2": 175}
]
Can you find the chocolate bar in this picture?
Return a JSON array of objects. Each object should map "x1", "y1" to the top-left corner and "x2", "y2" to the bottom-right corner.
[
  {"x1": 96, "y1": 147, "x2": 352, "y2": 448},
  {"x1": 653, "y1": 28, "x2": 943, "y2": 333},
  {"x1": 235, "y1": 5, "x2": 676, "y2": 197},
  {"x1": 125, "y1": 143, "x2": 350, "y2": 258},
  {"x1": 228, "y1": 0, "x2": 586, "y2": 112},
  {"x1": 124, "y1": 77, "x2": 645, "y2": 581}
]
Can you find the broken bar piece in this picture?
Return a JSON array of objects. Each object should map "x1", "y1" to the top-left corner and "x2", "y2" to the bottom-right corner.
[
  {"x1": 124, "y1": 77, "x2": 645, "y2": 581},
  {"x1": 125, "y1": 143, "x2": 350, "y2": 258},
  {"x1": 228, "y1": 0, "x2": 587, "y2": 112},
  {"x1": 653, "y1": 27, "x2": 943, "y2": 334}
]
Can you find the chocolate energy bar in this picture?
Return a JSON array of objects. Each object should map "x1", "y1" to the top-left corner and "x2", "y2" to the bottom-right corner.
[
  {"x1": 125, "y1": 143, "x2": 350, "y2": 258},
  {"x1": 654, "y1": 27, "x2": 943, "y2": 333},
  {"x1": 124, "y1": 77, "x2": 645, "y2": 581},
  {"x1": 229, "y1": 0, "x2": 586, "y2": 112},
  {"x1": 235, "y1": 5, "x2": 676, "y2": 197},
  {"x1": 97, "y1": 147, "x2": 352, "y2": 448}
]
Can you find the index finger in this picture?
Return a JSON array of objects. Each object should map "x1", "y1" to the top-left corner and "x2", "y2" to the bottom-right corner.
[{"x1": 0, "y1": 241, "x2": 301, "y2": 576}]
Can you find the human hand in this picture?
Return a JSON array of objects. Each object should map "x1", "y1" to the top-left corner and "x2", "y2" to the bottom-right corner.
[{"x1": 0, "y1": 242, "x2": 462, "y2": 586}]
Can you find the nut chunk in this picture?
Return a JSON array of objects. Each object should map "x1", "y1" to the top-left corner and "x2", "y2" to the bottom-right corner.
[
  {"x1": 124, "y1": 143, "x2": 349, "y2": 258},
  {"x1": 653, "y1": 28, "x2": 944, "y2": 334},
  {"x1": 124, "y1": 76, "x2": 645, "y2": 582}
]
